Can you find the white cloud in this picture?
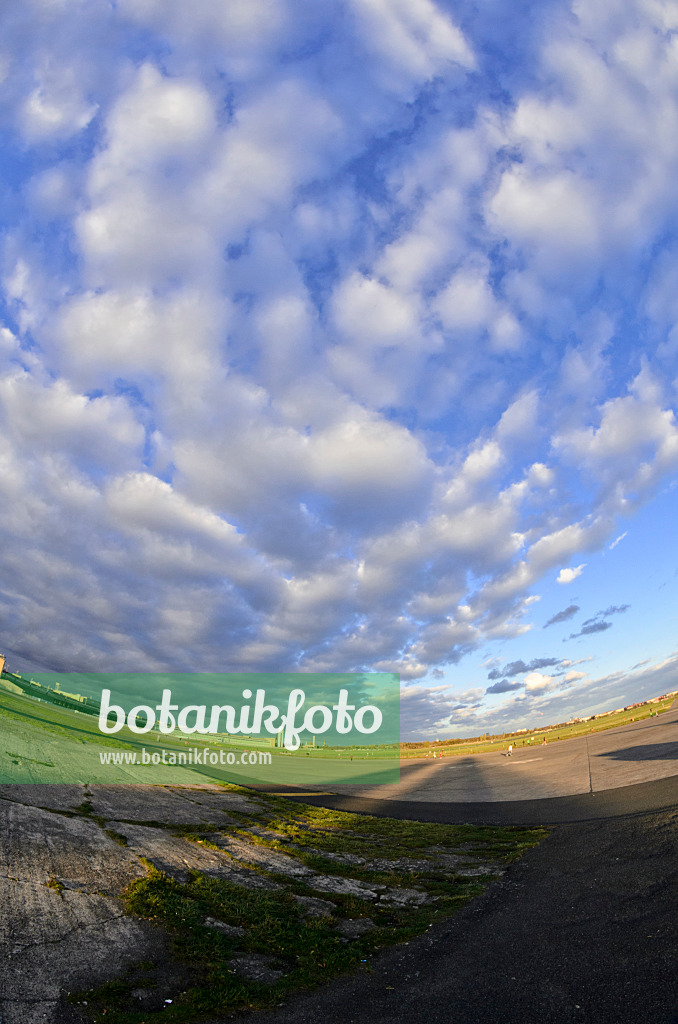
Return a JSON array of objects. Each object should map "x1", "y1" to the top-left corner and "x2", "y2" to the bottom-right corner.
[
  {"x1": 0, "y1": 326, "x2": 18, "y2": 358},
  {"x1": 98, "y1": 64, "x2": 215, "y2": 170},
  {"x1": 0, "y1": 373, "x2": 143, "y2": 467},
  {"x1": 22, "y1": 76, "x2": 97, "y2": 141},
  {"x1": 524, "y1": 671, "x2": 555, "y2": 693},
  {"x1": 460, "y1": 440, "x2": 504, "y2": 484},
  {"x1": 348, "y1": 0, "x2": 474, "y2": 91},
  {"x1": 435, "y1": 263, "x2": 495, "y2": 334},
  {"x1": 117, "y1": 0, "x2": 294, "y2": 79},
  {"x1": 196, "y1": 79, "x2": 345, "y2": 235},
  {"x1": 489, "y1": 169, "x2": 600, "y2": 277},
  {"x1": 609, "y1": 531, "x2": 628, "y2": 550},
  {"x1": 434, "y1": 261, "x2": 522, "y2": 353},
  {"x1": 2, "y1": 0, "x2": 678, "y2": 722},
  {"x1": 332, "y1": 273, "x2": 421, "y2": 350},
  {"x1": 553, "y1": 367, "x2": 678, "y2": 507},
  {"x1": 308, "y1": 412, "x2": 432, "y2": 499},
  {"x1": 557, "y1": 564, "x2": 586, "y2": 584},
  {"x1": 57, "y1": 287, "x2": 227, "y2": 401}
]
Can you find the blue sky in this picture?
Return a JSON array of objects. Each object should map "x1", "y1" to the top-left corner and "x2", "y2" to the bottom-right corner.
[{"x1": 1, "y1": 0, "x2": 678, "y2": 739}]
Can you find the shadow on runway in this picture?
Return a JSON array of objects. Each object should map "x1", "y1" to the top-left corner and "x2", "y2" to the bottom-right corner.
[
  {"x1": 393, "y1": 750, "x2": 577, "y2": 802},
  {"x1": 595, "y1": 742, "x2": 678, "y2": 761}
]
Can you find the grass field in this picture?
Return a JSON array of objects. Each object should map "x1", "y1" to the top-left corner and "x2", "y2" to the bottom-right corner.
[
  {"x1": 1, "y1": 677, "x2": 675, "y2": 781},
  {"x1": 397, "y1": 695, "x2": 678, "y2": 759},
  {"x1": 0, "y1": 681, "x2": 399, "y2": 785},
  {"x1": 266, "y1": 692, "x2": 678, "y2": 760}
]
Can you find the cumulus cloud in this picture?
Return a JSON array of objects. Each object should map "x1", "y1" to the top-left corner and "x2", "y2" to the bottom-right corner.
[
  {"x1": 348, "y1": 0, "x2": 475, "y2": 91},
  {"x1": 400, "y1": 683, "x2": 484, "y2": 739},
  {"x1": 22, "y1": 70, "x2": 97, "y2": 142},
  {"x1": 553, "y1": 368, "x2": 678, "y2": 510},
  {"x1": 524, "y1": 671, "x2": 558, "y2": 694},
  {"x1": 557, "y1": 565, "x2": 586, "y2": 584},
  {"x1": 0, "y1": 0, "x2": 677, "y2": 739}
]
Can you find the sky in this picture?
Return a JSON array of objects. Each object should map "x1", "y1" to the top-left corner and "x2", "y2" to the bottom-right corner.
[{"x1": 1, "y1": 0, "x2": 678, "y2": 740}]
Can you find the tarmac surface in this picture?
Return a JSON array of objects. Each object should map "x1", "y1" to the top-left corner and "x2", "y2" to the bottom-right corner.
[
  {"x1": 260, "y1": 707, "x2": 678, "y2": 825},
  {"x1": 232, "y1": 711, "x2": 678, "y2": 1024},
  {"x1": 0, "y1": 710, "x2": 675, "y2": 1023},
  {"x1": 230, "y1": 804, "x2": 678, "y2": 1024}
]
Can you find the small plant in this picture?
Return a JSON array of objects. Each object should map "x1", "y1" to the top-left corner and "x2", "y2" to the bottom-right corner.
[{"x1": 104, "y1": 828, "x2": 128, "y2": 847}]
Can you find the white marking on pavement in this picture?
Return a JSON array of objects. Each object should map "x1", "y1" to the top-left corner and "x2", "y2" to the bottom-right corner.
[{"x1": 506, "y1": 757, "x2": 544, "y2": 763}]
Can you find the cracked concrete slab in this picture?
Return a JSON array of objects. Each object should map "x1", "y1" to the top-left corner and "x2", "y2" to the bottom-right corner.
[
  {"x1": 0, "y1": 787, "x2": 280, "y2": 1024},
  {"x1": 309, "y1": 850, "x2": 366, "y2": 866},
  {"x1": 86, "y1": 784, "x2": 238, "y2": 824},
  {"x1": 165, "y1": 785, "x2": 264, "y2": 814},
  {"x1": 203, "y1": 918, "x2": 247, "y2": 938},
  {"x1": 209, "y1": 834, "x2": 443, "y2": 907},
  {"x1": 293, "y1": 895, "x2": 337, "y2": 917},
  {"x1": 368, "y1": 856, "x2": 432, "y2": 871},
  {"x1": 0, "y1": 792, "x2": 158, "y2": 1023},
  {"x1": 0, "y1": 784, "x2": 87, "y2": 812},
  {"x1": 0, "y1": 876, "x2": 161, "y2": 1024},
  {"x1": 0, "y1": 1000, "x2": 63, "y2": 1024},
  {"x1": 306, "y1": 875, "x2": 385, "y2": 899},
  {"x1": 230, "y1": 954, "x2": 285, "y2": 984},
  {"x1": 379, "y1": 888, "x2": 432, "y2": 906},
  {"x1": 0, "y1": 779, "x2": 526, "y2": 1024},
  {"x1": 108, "y1": 821, "x2": 277, "y2": 887},
  {"x1": 0, "y1": 800, "x2": 144, "y2": 895},
  {"x1": 450, "y1": 863, "x2": 504, "y2": 877},
  {"x1": 210, "y1": 834, "x2": 315, "y2": 876},
  {"x1": 1, "y1": 876, "x2": 135, "y2": 952}
]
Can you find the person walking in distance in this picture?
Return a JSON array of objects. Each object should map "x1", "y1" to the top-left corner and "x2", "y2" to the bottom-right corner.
[{"x1": 507, "y1": 743, "x2": 513, "y2": 757}]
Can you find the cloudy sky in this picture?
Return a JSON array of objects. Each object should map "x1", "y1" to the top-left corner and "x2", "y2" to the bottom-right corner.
[{"x1": 1, "y1": 0, "x2": 678, "y2": 739}]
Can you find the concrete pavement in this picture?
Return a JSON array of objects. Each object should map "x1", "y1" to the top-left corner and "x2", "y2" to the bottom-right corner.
[
  {"x1": 262, "y1": 707, "x2": 678, "y2": 824},
  {"x1": 237, "y1": 713, "x2": 678, "y2": 1024},
  {"x1": 230, "y1": 804, "x2": 678, "y2": 1024},
  {"x1": 336, "y1": 708, "x2": 678, "y2": 803}
]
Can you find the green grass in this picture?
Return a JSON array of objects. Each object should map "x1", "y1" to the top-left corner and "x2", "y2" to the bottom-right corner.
[
  {"x1": 3, "y1": 677, "x2": 674, "y2": 780},
  {"x1": 104, "y1": 828, "x2": 129, "y2": 847},
  {"x1": 71, "y1": 792, "x2": 546, "y2": 1023},
  {"x1": 396, "y1": 696, "x2": 678, "y2": 758}
]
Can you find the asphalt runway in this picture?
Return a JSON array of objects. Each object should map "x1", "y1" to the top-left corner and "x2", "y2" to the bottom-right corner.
[
  {"x1": 231, "y1": 805, "x2": 678, "y2": 1024},
  {"x1": 259, "y1": 708, "x2": 678, "y2": 825},
  {"x1": 241, "y1": 713, "x2": 678, "y2": 1024}
]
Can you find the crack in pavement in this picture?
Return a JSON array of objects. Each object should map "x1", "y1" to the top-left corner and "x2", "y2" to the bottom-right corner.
[
  {"x1": 0, "y1": 997, "x2": 60, "y2": 1004},
  {"x1": 5, "y1": 909, "x2": 128, "y2": 949}
]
